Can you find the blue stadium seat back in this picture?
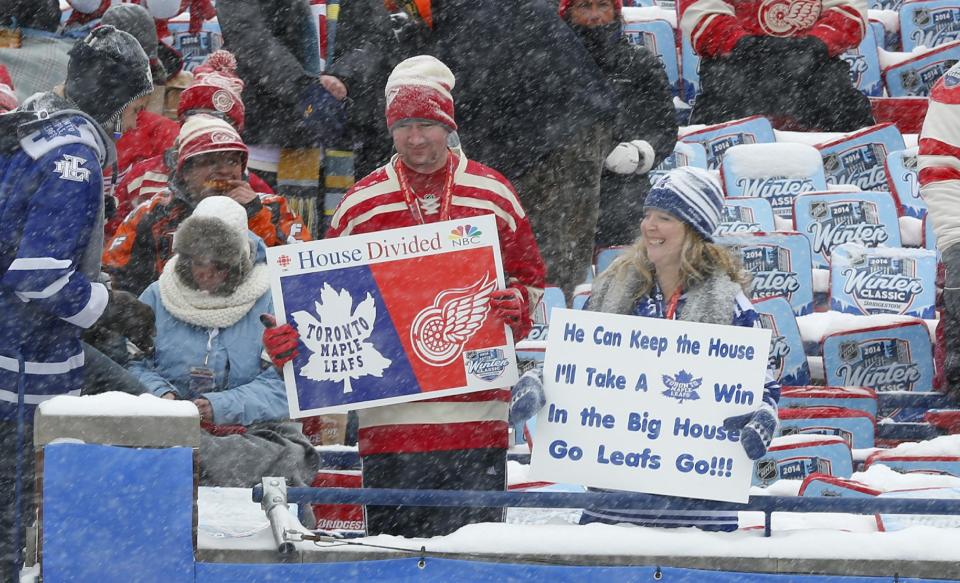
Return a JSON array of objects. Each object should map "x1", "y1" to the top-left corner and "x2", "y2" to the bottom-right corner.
[
  {"x1": 840, "y1": 24, "x2": 884, "y2": 97},
  {"x1": 793, "y1": 190, "x2": 903, "y2": 269},
  {"x1": 900, "y1": 0, "x2": 960, "y2": 51},
  {"x1": 715, "y1": 197, "x2": 777, "y2": 237},
  {"x1": 884, "y1": 42, "x2": 960, "y2": 96},
  {"x1": 822, "y1": 321, "x2": 934, "y2": 421},
  {"x1": 830, "y1": 243, "x2": 937, "y2": 319},
  {"x1": 680, "y1": 116, "x2": 776, "y2": 170},
  {"x1": 721, "y1": 143, "x2": 827, "y2": 220},
  {"x1": 649, "y1": 141, "x2": 708, "y2": 183},
  {"x1": 752, "y1": 296, "x2": 812, "y2": 385},
  {"x1": 623, "y1": 20, "x2": 680, "y2": 96},
  {"x1": 716, "y1": 231, "x2": 815, "y2": 316},
  {"x1": 885, "y1": 147, "x2": 925, "y2": 218},
  {"x1": 817, "y1": 124, "x2": 906, "y2": 192},
  {"x1": 595, "y1": 247, "x2": 627, "y2": 276}
]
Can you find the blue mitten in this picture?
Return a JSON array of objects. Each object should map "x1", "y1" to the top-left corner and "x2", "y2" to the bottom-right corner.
[
  {"x1": 509, "y1": 365, "x2": 546, "y2": 425},
  {"x1": 296, "y1": 79, "x2": 347, "y2": 147},
  {"x1": 723, "y1": 406, "x2": 778, "y2": 460}
]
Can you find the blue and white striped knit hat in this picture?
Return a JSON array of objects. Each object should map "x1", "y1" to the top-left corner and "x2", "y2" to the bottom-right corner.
[{"x1": 644, "y1": 167, "x2": 724, "y2": 242}]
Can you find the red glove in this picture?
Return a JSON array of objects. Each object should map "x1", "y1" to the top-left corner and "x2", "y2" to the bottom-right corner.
[
  {"x1": 490, "y1": 287, "x2": 533, "y2": 340},
  {"x1": 260, "y1": 314, "x2": 300, "y2": 368}
]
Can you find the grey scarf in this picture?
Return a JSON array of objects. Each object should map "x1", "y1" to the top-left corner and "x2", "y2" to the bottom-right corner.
[{"x1": 589, "y1": 262, "x2": 743, "y2": 325}]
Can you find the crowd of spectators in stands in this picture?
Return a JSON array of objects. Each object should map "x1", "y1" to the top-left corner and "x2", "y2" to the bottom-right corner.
[{"x1": 0, "y1": 0, "x2": 896, "y2": 577}]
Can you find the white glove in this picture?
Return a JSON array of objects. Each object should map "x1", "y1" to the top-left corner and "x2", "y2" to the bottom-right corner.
[
  {"x1": 603, "y1": 140, "x2": 656, "y2": 175},
  {"x1": 67, "y1": 0, "x2": 103, "y2": 13},
  {"x1": 144, "y1": 0, "x2": 183, "y2": 19}
]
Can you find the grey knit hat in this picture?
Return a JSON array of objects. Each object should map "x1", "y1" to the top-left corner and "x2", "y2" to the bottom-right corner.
[
  {"x1": 65, "y1": 25, "x2": 154, "y2": 129},
  {"x1": 101, "y1": 4, "x2": 168, "y2": 82}
]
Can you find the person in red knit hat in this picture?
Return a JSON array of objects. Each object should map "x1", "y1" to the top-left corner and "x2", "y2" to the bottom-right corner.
[
  {"x1": 263, "y1": 55, "x2": 547, "y2": 538},
  {"x1": 104, "y1": 115, "x2": 311, "y2": 295},
  {"x1": 0, "y1": 65, "x2": 17, "y2": 113},
  {"x1": 107, "y1": 50, "x2": 275, "y2": 237}
]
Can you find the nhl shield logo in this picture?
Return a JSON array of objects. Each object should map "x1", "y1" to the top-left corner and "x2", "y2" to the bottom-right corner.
[{"x1": 756, "y1": 458, "x2": 778, "y2": 483}]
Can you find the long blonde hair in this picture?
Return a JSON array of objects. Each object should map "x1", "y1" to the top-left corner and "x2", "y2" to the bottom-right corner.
[{"x1": 602, "y1": 223, "x2": 750, "y2": 299}]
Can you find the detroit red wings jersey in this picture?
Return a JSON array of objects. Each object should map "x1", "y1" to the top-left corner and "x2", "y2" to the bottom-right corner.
[
  {"x1": 919, "y1": 64, "x2": 960, "y2": 252},
  {"x1": 328, "y1": 153, "x2": 547, "y2": 456},
  {"x1": 679, "y1": 0, "x2": 867, "y2": 58}
]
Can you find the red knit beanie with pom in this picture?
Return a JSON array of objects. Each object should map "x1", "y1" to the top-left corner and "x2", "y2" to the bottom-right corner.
[{"x1": 177, "y1": 50, "x2": 246, "y2": 131}]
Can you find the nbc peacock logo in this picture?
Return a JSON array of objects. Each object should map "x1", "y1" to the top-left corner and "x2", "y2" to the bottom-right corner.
[{"x1": 449, "y1": 225, "x2": 483, "y2": 247}]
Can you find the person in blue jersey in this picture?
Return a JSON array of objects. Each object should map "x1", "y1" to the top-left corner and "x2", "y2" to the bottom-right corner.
[
  {"x1": 579, "y1": 166, "x2": 781, "y2": 531},
  {"x1": 0, "y1": 25, "x2": 153, "y2": 579}
]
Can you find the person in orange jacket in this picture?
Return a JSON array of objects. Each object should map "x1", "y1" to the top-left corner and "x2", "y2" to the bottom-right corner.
[{"x1": 103, "y1": 115, "x2": 310, "y2": 295}]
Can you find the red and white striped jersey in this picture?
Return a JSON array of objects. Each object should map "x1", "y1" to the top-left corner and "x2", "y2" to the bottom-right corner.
[
  {"x1": 679, "y1": 0, "x2": 867, "y2": 58},
  {"x1": 919, "y1": 65, "x2": 960, "y2": 252},
  {"x1": 328, "y1": 153, "x2": 547, "y2": 456}
]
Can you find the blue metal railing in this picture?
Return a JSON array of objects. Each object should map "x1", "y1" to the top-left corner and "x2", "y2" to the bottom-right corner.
[{"x1": 252, "y1": 485, "x2": 960, "y2": 537}]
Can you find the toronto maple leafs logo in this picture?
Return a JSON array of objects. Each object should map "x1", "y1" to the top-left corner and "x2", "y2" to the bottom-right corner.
[
  {"x1": 661, "y1": 369, "x2": 702, "y2": 403},
  {"x1": 291, "y1": 283, "x2": 391, "y2": 394},
  {"x1": 411, "y1": 274, "x2": 497, "y2": 366}
]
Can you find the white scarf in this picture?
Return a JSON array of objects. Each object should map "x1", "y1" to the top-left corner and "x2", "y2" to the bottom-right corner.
[{"x1": 159, "y1": 256, "x2": 271, "y2": 329}]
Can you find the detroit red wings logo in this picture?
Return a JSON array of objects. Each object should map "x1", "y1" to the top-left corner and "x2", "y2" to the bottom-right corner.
[
  {"x1": 758, "y1": 0, "x2": 821, "y2": 36},
  {"x1": 411, "y1": 274, "x2": 497, "y2": 366}
]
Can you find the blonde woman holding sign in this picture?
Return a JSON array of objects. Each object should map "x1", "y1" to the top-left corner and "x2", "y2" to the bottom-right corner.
[{"x1": 577, "y1": 166, "x2": 782, "y2": 531}]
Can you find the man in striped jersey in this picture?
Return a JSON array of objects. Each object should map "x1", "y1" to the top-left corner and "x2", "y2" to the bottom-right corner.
[
  {"x1": 680, "y1": 0, "x2": 873, "y2": 130},
  {"x1": 264, "y1": 55, "x2": 546, "y2": 537},
  {"x1": 919, "y1": 64, "x2": 960, "y2": 397}
]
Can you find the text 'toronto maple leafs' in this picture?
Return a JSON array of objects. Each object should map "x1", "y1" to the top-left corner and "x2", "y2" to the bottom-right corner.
[{"x1": 292, "y1": 283, "x2": 391, "y2": 394}]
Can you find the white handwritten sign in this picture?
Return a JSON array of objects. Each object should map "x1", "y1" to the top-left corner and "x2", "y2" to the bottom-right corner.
[{"x1": 529, "y1": 309, "x2": 771, "y2": 503}]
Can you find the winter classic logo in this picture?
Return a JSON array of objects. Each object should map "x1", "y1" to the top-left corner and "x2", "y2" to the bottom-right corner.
[
  {"x1": 661, "y1": 370, "x2": 702, "y2": 403},
  {"x1": 291, "y1": 284, "x2": 391, "y2": 393},
  {"x1": 741, "y1": 244, "x2": 801, "y2": 301},
  {"x1": 822, "y1": 143, "x2": 888, "y2": 190},
  {"x1": 806, "y1": 200, "x2": 888, "y2": 260},
  {"x1": 835, "y1": 338, "x2": 921, "y2": 391},
  {"x1": 708, "y1": 133, "x2": 756, "y2": 166},
  {"x1": 901, "y1": 60, "x2": 958, "y2": 96},
  {"x1": 756, "y1": 456, "x2": 831, "y2": 485},
  {"x1": 411, "y1": 274, "x2": 496, "y2": 366},
  {"x1": 758, "y1": 0, "x2": 820, "y2": 36},
  {"x1": 758, "y1": 313, "x2": 789, "y2": 380},
  {"x1": 716, "y1": 205, "x2": 762, "y2": 235},
  {"x1": 910, "y1": 8, "x2": 960, "y2": 49},
  {"x1": 841, "y1": 51, "x2": 869, "y2": 88},
  {"x1": 840, "y1": 255, "x2": 924, "y2": 314},
  {"x1": 734, "y1": 177, "x2": 815, "y2": 217},
  {"x1": 464, "y1": 348, "x2": 509, "y2": 382}
]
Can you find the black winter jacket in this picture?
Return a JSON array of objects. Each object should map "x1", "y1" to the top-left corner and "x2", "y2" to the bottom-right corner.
[
  {"x1": 575, "y1": 25, "x2": 678, "y2": 246},
  {"x1": 217, "y1": 0, "x2": 317, "y2": 146},
  {"x1": 327, "y1": 0, "x2": 399, "y2": 176},
  {"x1": 417, "y1": 0, "x2": 617, "y2": 183}
]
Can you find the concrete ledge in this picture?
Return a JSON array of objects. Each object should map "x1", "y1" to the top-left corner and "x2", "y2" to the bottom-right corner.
[
  {"x1": 194, "y1": 548, "x2": 960, "y2": 579},
  {"x1": 34, "y1": 412, "x2": 201, "y2": 448}
]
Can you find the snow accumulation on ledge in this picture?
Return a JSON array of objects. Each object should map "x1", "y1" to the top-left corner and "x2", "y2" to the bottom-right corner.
[{"x1": 39, "y1": 391, "x2": 199, "y2": 417}]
